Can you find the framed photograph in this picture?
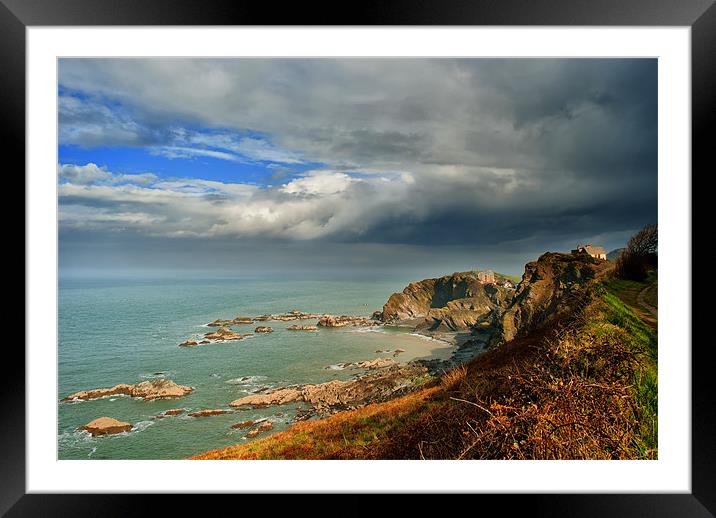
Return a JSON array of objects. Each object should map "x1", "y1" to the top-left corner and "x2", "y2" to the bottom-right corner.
[{"x1": 8, "y1": 0, "x2": 710, "y2": 513}]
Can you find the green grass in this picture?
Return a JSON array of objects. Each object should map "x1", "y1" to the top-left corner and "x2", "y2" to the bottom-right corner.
[{"x1": 599, "y1": 283, "x2": 658, "y2": 456}]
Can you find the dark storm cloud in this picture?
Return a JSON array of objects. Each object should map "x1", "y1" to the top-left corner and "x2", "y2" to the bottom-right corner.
[{"x1": 57, "y1": 58, "x2": 657, "y2": 270}]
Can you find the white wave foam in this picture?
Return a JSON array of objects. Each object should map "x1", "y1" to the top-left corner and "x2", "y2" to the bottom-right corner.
[
  {"x1": 225, "y1": 375, "x2": 267, "y2": 385},
  {"x1": 132, "y1": 420, "x2": 154, "y2": 433},
  {"x1": 348, "y1": 327, "x2": 385, "y2": 334}
]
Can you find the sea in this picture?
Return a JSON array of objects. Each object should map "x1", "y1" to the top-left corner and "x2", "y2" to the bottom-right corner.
[{"x1": 58, "y1": 275, "x2": 455, "y2": 460}]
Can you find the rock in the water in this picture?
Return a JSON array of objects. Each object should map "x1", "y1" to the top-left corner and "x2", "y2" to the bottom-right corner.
[
  {"x1": 254, "y1": 311, "x2": 321, "y2": 322},
  {"x1": 178, "y1": 340, "x2": 198, "y2": 347},
  {"x1": 153, "y1": 408, "x2": 185, "y2": 419},
  {"x1": 231, "y1": 420, "x2": 256, "y2": 429},
  {"x1": 254, "y1": 326, "x2": 273, "y2": 333},
  {"x1": 246, "y1": 421, "x2": 274, "y2": 438},
  {"x1": 392, "y1": 348, "x2": 406, "y2": 357},
  {"x1": 207, "y1": 316, "x2": 254, "y2": 327},
  {"x1": 62, "y1": 379, "x2": 194, "y2": 402},
  {"x1": 188, "y1": 409, "x2": 232, "y2": 417},
  {"x1": 286, "y1": 325, "x2": 318, "y2": 331},
  {"x1": 203, "y1": 327, "x2": 252, "y2": 342},
  {"x1": 79, "y1": 417, "x2": 132, "y2": 436},
  {"x1": 317, "y1": 315, "x2": 380, "y2": 328},
  {"x1": 230, "y1": 387, "x2": 304, "y2": 407}
]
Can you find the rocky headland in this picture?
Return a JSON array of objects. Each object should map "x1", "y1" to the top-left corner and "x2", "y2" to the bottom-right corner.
[{"x1": 376, "y1": 270, "x2": 511, "y2": 331}]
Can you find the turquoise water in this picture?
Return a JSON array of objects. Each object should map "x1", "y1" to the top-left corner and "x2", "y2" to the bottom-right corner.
[{"x1": 58, "y1": 276, "x2": 451, "y2": 459}]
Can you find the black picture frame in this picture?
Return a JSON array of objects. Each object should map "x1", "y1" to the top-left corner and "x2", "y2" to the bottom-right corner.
[{"x1": 5, "y1": 0, "x2": 710, "y2": 514}]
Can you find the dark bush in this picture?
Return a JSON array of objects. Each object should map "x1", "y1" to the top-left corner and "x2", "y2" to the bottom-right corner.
[{"x1": 613, "y1": 224, "x2": 657, "y2": 281}]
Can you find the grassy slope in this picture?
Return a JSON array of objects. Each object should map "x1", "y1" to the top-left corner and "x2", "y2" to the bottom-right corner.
[{"x1": 193, "y1": 281, "x2": 657, "y2": 460}]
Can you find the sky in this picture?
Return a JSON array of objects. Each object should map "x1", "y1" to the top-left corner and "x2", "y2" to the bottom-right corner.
[{"x1": 58, "y1": 58, "x2": 657, "y2": 279}]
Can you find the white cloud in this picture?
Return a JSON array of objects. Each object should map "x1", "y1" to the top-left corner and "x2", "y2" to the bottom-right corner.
[
  {"x1": 58, "y1": 163, "x2": 158, "y2": 186},
  {"x1": 59, "y1": 163, "x2": 113, "y2": 184},
  {"x1": 280, "y1": 171, "x2": 355, "y2": 195}
]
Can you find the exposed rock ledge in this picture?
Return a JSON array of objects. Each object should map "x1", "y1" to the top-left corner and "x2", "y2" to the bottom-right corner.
[
  {"x1": 79, "y1": 417, "x2": 132, "y2": 436},
  {"x1": 187, "y1": 409, "x2": 233, "y2": 417},
  {"x1": 230, "y1": 361, "x2": 428, "y2": 415},
  {"x1": 286, "y1": 324, "x2": 318, "y2": 331},
  {"x1": 317, "y1": 315, "x2": 381, "y2": 328},
  {"x1": 62, "y1": 379, "x2": 194, "y2": 402},
  {"x1": 180, "y1": 327, "x2": 252, "y2": 346},
  {"x1": 326, "y1": 358, "x2": 397, "y2": 370},
  {"x1": 210, "y1": 311, "x2": 321, "y2": 326}
]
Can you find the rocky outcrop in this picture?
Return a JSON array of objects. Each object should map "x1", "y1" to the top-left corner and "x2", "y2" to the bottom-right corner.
[
  {"x1": 379, "y1": 271, "x2": 511, "y2": 331},
  {"x1": 79, "y1": 417, "x2": 132, "y2": 436},
  {"x1": 317, "y1": 315, "x2": 380, "y2": 328},
  {"x1": 499, "y1": 252, "x2": 599, "y2": 342},
  {"x1": 246, "y1": 421, "x2": 274, "y2": 438},
  {"x1": 254, "y1": 326, "x2": 273, "y2": 333},
  {"x1": 286, "y1": 325, "x2": 318, "y2": 331},
  {"x1": 326, "y1": 358, "x2": 397, "y2": 370},
  {"x1": 178, "y1": 340, "x2": 198, "y2": 347},
  {"x1": 153, "y1": 409, "x2": 185, "y2": 419},
  {"x1": 230, "y1": 362, "x2": 428, "y2": 415},
  {"x1": 62, "y1": 380, "x2": 194, "y2": 402},
  {"x1": 231, "y1": 420, "x2": 257, "y2": 429},
  {"x1": 203, "y1": 327, "x2": 252, "y2": 342},
  {"x1": 254, "y1": 311, "x2": 321, "y2": 322},
  {"x1": 208, "y1": 316, "x2": 254, "y2": 327},
  {"x1": 188, "y1": 409, "x2": 232, "y2": 417}
]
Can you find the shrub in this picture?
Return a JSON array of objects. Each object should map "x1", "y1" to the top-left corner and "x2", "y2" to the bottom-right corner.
[{"x1": 613, "y1": 224, "x2": 657, "y2": 281}]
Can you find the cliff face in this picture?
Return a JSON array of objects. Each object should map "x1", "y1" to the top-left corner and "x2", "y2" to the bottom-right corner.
[
  {"x1": 380, "y1": 253, "x2": 600, "y2": 338},
  {"x1": 380, "y1": 272, "x2": 510, "y2": 331},
  {"x1": 499, "y1": 252, "x2": 599, "y2": 342}
]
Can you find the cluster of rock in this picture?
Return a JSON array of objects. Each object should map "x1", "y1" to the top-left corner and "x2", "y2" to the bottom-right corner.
[
  {"x1": 207, "y1": 316, "x2": 254, "y2": 327},
  {"x1": 254, "y1": 326, "x2": 273, "y2": 333},
  {"x1": 229, "y1": 361, "x2": 429, "y2": 416},
  {"x1": 246, "y1": 421, "x2": 274, "y2": 438},
  {"x1": 317, "y1": 315, "x2": 381, "y2": 328},
  {"x1": 62, "y1": 379, "x2": 194, "y2": 402},
  {"x1": 256, "y1": 310, "x2": 322, "y2": 321},
  {"x1": 179, "y1": 327, "x2": 253, "y2": 346},
  {"x1": 326, "y1": 357, "x2": 397, "y2": 370},
  {"x1": 286, "y1": 324, "x2": 318, "y2": 331},
  {"x1": 209, "y1": 310, "x2": 322, "y2": 325}
]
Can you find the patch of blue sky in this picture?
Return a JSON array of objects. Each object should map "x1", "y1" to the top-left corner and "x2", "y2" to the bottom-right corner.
[{"x1": 58, "y1": 144, "x2": 325, "y2": 186}]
